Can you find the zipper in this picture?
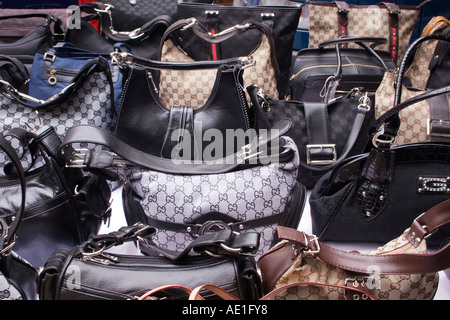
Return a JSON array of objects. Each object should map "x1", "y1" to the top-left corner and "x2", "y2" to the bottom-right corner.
[
  {"x1": 45, "y1": 66, "x2": 79, "y2": 85},
  {"x1": 113, "y1": 69, "x2": 131, "y2": 131},
  {"x1": 289, "y1": 63, "x2": 385, "y2": 83}
]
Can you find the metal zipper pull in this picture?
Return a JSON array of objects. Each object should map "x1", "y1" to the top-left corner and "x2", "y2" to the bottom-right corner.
[
  {"x1": 82, "y1": 256, "x2": 112, "y2": 265},
  {"x1": 48, "y1": 69, "x2": 57, "y2": 85}
]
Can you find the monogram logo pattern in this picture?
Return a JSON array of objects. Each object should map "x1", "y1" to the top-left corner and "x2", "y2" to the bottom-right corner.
[
  {"x1": 375, "y1": 72, "x2": 440, "y2": 146},
  {"x1": 405, "y1": 40, "x2": 439, "y2": 90},
  {"x1": 273, "y1": 229, "x2": 439, "y2": 300},
  {"x1": 122, "y1": 137, "x2": 299, "y2": 258},
  {"x1": 160, "y1": 34, "x2": 278, "y2": 109},
  {"x1": 0, "y1": 271, "x2": 23, "y2": 300},
  {"x1": 308, "y1": 5, "x2": 419, "y2": 63},
  {"x1": 0, "y1": 72, "x2": 115, "y2": 168}
]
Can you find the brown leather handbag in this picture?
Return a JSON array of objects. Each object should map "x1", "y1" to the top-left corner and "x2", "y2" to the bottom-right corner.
[{"x1": 257, "y1": 200, "x2": 450, "y2": 300}]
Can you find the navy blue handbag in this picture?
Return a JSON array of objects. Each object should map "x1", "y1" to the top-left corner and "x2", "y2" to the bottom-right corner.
[{"x1": 28, "y1": 42, "x2": 124, "y2": 114}]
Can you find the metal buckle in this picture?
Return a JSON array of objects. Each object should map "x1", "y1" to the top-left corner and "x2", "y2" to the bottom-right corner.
[
  {"x1": 65, "y1": 148, "x2": 89, "y2": 168},
  {"x1": 180, "y1": 18, "x2": 199, "y2": 31},
  {"x1": 302, "y1": 234, "x2": 320, "y2": 257},
  {"x1": 427, "y1": 118, "x2": 450, "y2": 137},
  {"x1": 237, "y1": 143, "x2": 262, "y2": 164},
  {"x1": 43, "y1": 52, "x2": 55, "y2": 63},
  {"x1": 212, "y1": 22, "x2": 252, "y2": 38},
  {"x1": 371, "y1": 131, "x2": 396, "y2": 148},
  {"x1": 306, "y1": 144, "x2": 337, "y2": 165}
]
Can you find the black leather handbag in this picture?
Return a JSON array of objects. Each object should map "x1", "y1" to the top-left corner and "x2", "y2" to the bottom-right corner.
[
  {"x1": 0, "y1": 133, "x2": 37, "y2": 300},
  {"x1": 287, "y1": 37, "x2": 397, "y2": 102},
  {"x1": 0, "y1": 12, "x2": 64, "y2": 66},
  {"x1": 263, "y1": 88, "x2": 374, "y2": 189},
  {"x1": 176, "y1": 0, "x2": 302, "y2": 97},
  {"x1": 309, "y1": 84, "x2": 450, "y2": 246},
  {"x1": 37, "y1": 223, "x2": 263, "y2": 300},
  {"x1": 65, "y1": 2, "x2": 172, "y2": 60},
  {"x1": 0, "y1": 125, "x2": 111, "y2": 270},
  {"x1": 111, "y1": 51, "x2": 270, "y2": 160}
]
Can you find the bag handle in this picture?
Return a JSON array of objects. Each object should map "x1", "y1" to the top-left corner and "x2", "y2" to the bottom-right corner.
[
  {"x1": 79, "y1": 223, "x2": 260, "y2": 261},
  {"x1": 317, "y1": 36, "x2": 391, "y2": 102},
  {"x1": 137, "y1": 282, "x2": 377, "y2": 300},
  {"x1": 159, "y1": 18, "x2": 280, "y2": 73},
  {"x1": 77, "y1": 2, "x2": 173, "y2": 41},
  {"x1": 0, "y1": 134, "x2": 27, "y2": 257},
  {"x1": 0, "y1": 56, "x2": 116, "y2": 113},
  {"x1": 369, "y1": 84, "x2": 450, "y2": 145},
  {"x1": 394, "y1": 34, "x2": 450, "y2": 108},
  {"x1": 318, "y1": 36, "x2": 390, "y2": 73},
  {"x1": 258, "y1": 199, "x2": 450, "y2": 293},
  {"x1": 110, "y1": 50, "x2": 249, "y2": 71},
  {"x1": 60, "y1": 118, "x2": 292, "y2": 175}
]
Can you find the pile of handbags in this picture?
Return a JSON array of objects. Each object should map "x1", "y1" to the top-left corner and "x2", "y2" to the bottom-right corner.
[{"x1": 0, "y1": 0, "x2": 449, "y2": 301}]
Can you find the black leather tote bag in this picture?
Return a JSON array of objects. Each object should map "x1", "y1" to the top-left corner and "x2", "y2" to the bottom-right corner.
[
  {"x1": 176, "y1": 0, "x2": 302, "y2": 97},
  {"x1": 309, "y1": 85, "x2": 450, "y2": 246},
  {"x1": 38, "y1": 224, "x2": 263, "y2": 300},
  {"x1": 0, "y1": 125, "x2": 111, "y2": 270}
]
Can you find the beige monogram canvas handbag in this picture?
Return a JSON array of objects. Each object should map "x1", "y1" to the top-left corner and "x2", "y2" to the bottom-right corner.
[
  {"x1": 308, "y1": 1, "x2": 429, "y2": 64},
  {"x1": 158, "y1": 19, "x2": 279, "y2": 109},
  {"x1": 375, "y1": 32, "x2": 450, "y2": 146},
  {"x1": 256, "y1": 199, "x2": 450, "y2": 300}
]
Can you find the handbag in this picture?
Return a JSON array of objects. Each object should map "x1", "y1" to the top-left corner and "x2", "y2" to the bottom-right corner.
[
  {"x1": 0, "y1": 133, "x2": 38, "y2": 300},
  {"x1": 89, "y1": 0, "x2": 178, "y2": 32},
  {"x1": 37, "y1": 223, "x2": 263, "y2": 300},
  {"x1": 159, "y1": 18, "x2": 279, "y2": 101},
  {"x1": 375, "y1": 33, "x2": 450, "y2": 146},
  {"x1": 0, "y1": 55, "x2": 116, "y2": 166},
  {"x1": 28, "y1": 42, "x2": 124, "y2": 115},
  {"x1": 0, "y1": 12, "x2": 64, "y2": 66},
  {"x1": 0, "y1": 125, "x2": 112, "y2": 270},
  {"x1": 110, "y1": 51, "x2": 270, "y2": 159},
  {"x1": 65, "y1": 2, "x2": 173, "y2": 60},
  {"x1": 59, "y1": 119, "x2": 306, "y2": 258},
  {"x1": 263, "y1": 87, "x2": 374, "y2": 189},
  {"x1": 257, "y1": 198, "x2": 450, "y2": 300},
  {"x1": 309, "y1": 84, "x2": 450, "y2": 245},
  {"x1": 176, "y1": 0, "x2": 302, "y2": 97},
  {"x1": 307, "y1": 0, "x2": 429, "y2": 64},
  {"x1": 404, "y1": 16, "x2": 450, "y2": 90},
  {"x1": 287, "y1": 36, "x2": 396, "y2": 103}
]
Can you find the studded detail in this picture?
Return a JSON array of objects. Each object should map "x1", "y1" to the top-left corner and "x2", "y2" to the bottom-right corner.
[{"x1": 357, "y1": 180, "x2": 388, "y2": 221}]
